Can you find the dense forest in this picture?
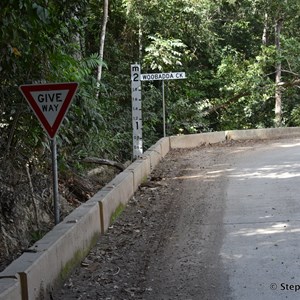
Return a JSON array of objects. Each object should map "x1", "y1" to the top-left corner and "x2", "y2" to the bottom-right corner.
[
  {"x1": 1, "y1": 0, "x2": 300, "y2": 267},
  {"x1": 2, "y1": 0, "x2": 300, "y2": 163}
]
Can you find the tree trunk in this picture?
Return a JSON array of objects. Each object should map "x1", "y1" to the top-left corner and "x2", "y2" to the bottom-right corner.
[
  {"x1": 138, "y1": 15, "x2": 143, "y2": 62},
  {"x1": 262, "y1": 12, "x2": 268, "y2": 45},
  {"x1": 274, "y1": 18, "x2": 283, "y2": 127},
  {"x1": 82, "y1": 157, "x2": 125, "y2": 171},
  {"x1": 96, "y1": 0, "x2": 109, "y2": 98}
]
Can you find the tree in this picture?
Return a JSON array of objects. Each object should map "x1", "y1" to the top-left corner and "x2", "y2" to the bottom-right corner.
[
  {"x1": 96, "y1": 0, "x2": 109, "y2": 98},
  {"x1": 258, "y1": 0, "x2": 300, "y2": 126},
  {"x1": 274, "y1": 17, "x2": 283, "y2": 127}
]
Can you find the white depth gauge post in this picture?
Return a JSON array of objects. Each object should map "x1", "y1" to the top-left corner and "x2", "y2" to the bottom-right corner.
[{"x1": 131, "y1": 64, "x2": 143, "y2": 159}]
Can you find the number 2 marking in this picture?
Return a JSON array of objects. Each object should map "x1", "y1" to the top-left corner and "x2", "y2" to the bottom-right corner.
[{"x1": 133, "y1": 73, "x2": 139, "y2": 82}]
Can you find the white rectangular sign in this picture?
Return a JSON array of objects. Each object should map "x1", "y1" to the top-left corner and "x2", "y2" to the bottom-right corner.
[
  {"x1": 141, "y1": 72, "x2": 186, "y2": 81},
  {"x1": 131, "y1": 64, "x2": 143, "y2": 159}
]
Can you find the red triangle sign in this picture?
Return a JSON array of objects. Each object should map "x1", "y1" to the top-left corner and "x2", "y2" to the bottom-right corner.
[{"x1": 19, "y1": 82, "x2": 78, "y2": 139}]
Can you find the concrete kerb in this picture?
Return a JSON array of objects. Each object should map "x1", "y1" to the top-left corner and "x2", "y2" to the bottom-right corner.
[
  {"x1": 126, "y1": 157, "x2": 151, "y2": 191},
  {"x1": 169, "y1": 128, "x2": 300, "y2": 150},
  {"x1": 158, "y1": 137, "x2": 171, "y2": 157},
  {"x1": 143, "y1": 139, "x2": 165, "y2": 171},
  {"x1": 170, "y1": 131, "x2": 226, "y2": 149},
  {"x1": 0, "y1": 200, "x2": 101, "y2": 300},
  {"x1": 225, "y1": 127, "x2": 300, "y2": 140},
  {"x1": 0, "y1": 278, "x2": 21, "y2": 300},
  {"x1": 99, "y1": 138, "x2": 171, "y2": 235},
  {"x1": 99, "y1": 171, "x2": 135, "y2": 233}
]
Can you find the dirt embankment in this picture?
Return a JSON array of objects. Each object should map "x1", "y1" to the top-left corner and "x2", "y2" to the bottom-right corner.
[
  {"x1": 53, "y1": 141, "x2": 248, "y2": 300},
  {"x1": 0, "y1": 158, "x2": 119, "y2": 273}
]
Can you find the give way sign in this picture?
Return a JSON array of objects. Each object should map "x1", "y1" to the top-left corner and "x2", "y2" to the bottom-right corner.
[{"x1": 19, "y1": 82, "x2": 78, "y2": 139}]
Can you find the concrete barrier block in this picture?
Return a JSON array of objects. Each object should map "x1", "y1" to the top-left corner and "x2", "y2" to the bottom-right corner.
[
  {"x1": 0, "y1": 248, "x2": 50, "y2": 300},
  {"x1": 170, "y1": 131, "x2": 226, "y2": 149},
  {"x1": 143, "y1": 142, "x2": 163, "y2": 170},
  {"x1": 158, "y1": 137, "x2": 171, "y2": 157},
  {"x1": 99, "y1": 171, "x2": 134, "y2": 233},
  {"x1": 226, "y1": 127, "x2": 300, "y2": 141},
  {"x1": 284, "y1": 127, "x2": 300, "y2": 136},
  {"x1": 126, "y1": 157, "x2": 151, "y2": 191},
  {"x1": 0, "y1": 202, "x2": 101, "y2": 300},
  {"x1": 0, "y1": 278, "x2": 21, "y2": 300}
]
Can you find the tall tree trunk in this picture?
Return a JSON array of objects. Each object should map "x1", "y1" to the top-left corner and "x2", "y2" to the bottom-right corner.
[
  {"x1": 274, "y1": 18, "x2": 283, "y2": 127},
  {"x1": 262, "y1": 12, "x2": 268, "y2": 45},
  {"x1": 138, "y1": 15, "x2": 143, "y2": 62},
  {"x1": 96, "y1": 0, "x2": 108, "y2": 98}
]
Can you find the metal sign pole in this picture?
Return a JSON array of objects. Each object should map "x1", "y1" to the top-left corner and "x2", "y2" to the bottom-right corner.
[
  {"x1": 162, "y1": 80, "x2": 166, "y2": 137},
  {"x1": 51, "y1": 137, "x2": 60, "y2": 225}
]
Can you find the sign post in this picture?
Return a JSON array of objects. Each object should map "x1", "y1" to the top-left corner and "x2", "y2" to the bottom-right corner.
[
  {"x1": 51, "y1": 138, "x2": 60, "y2": 224},
  {"x1": 162, "y1": 80, "x2": 166, "y2": 137},
  {"x1": 141, "y1": 71, "x2": 186, "y2": 137},
  {"x1": 19, "y1": 82, "x2": 78, "y2": 224}
]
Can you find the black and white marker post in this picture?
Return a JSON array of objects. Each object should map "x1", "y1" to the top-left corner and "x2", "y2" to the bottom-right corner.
[{"x1": 131, "y1": 64, "x2": 143, "y2": 160}]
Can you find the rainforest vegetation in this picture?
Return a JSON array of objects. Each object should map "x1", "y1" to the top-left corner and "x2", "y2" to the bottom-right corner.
[{"x1": 2, "y1": 0, "x2": 300, "y2": 163}]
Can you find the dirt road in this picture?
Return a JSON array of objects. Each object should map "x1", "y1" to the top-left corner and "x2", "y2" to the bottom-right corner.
[{"x1": 53, "y1": 138, "x2": 300, "y2": 300}]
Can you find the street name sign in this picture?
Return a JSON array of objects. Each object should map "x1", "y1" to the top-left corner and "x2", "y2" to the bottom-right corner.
[
  {"x1": 19, "y1": 82, "x2": 78, "y2": 139},
  {"x1": 141, "y1": 72, "x2": 186, "y2": 81}
]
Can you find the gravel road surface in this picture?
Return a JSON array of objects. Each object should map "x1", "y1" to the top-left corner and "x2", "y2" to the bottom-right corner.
[{"x1": 53, "y1": 138, "x2": 300, "y2": 300}]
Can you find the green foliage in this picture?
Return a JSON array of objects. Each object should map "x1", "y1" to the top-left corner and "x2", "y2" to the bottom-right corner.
[
  {"x1": 168, "y1": 97, "x2": 210, "y2": 134},
  {"x1": 290, "y1": 105, "x2": 300, "y2": 126},
  {"x1": 142, "y1": 84, "x2": 163, "y2": 148},
  {"x1": 143, "y1": 34, "x2": 188, "y2": 71},
  {"x1": 2, "y1": 0, "x2": 300, "y2": 174},
  {"x1": 212, "y1": 45, "x2": 276, "y2": 129},
  {"x1": 30, "y1": 229, "x2": 46, "y2": 244}
]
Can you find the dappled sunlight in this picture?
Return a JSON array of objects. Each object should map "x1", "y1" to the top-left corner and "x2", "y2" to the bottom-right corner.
[
  {"x1": 221, "y1": 252, "x2": 244, "y2": 260},
  {"x1": 174, "y1": 163, "x2": 300, "y2": 181},
  {"x1": 230, "y1": 163, "x2": 300, "y2": 180},
  {"x1": 230, "y1": 222, "x2": 290, "y2": 237},
  {"x1": 173, "y1": 170, "x2": 233, "y2": 180},
  {"x1": 173, "y1": 174, "x2": 219, "y2": 180},
  {"x1": 173, "y1": 174, "x2": 208, "y2": 180},
  {"x1": 207, "y1": 169, "x2": 235, "y2": 175},
  {"x1": 220, "y1": 139, "x2": 300, "y2": 299},
  {"x1": 173, "y1": 166, "x2": 235, "y2": 181},
  {"x1": 278, "y1": 141, "x2": 300, "y2": 148},
  {"x1": 259, "y1": 215, "x2": 274, "y2": 220},
  {"x1": 229, "y1": 147, "x2": 254, "y2": 154},
  {"x1": 230, "y1": 223, "x2": 288, "y2": 237}
]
